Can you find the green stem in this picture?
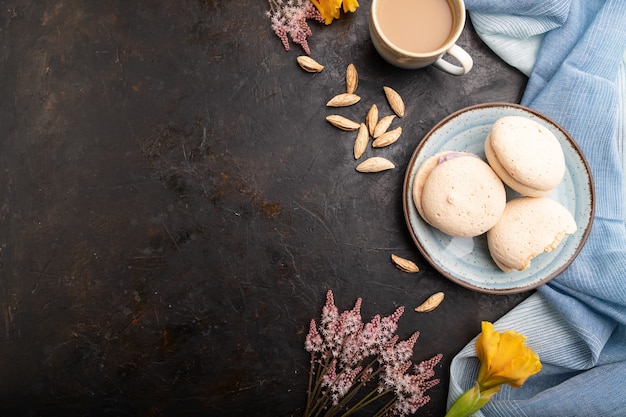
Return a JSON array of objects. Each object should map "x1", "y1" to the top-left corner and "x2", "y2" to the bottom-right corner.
[
  {"x1": 322, "y1": 364, "x2": 377, "y2": 417},
  {"x1": 304, "y1": 354, "x2": 317, "y2": 415},
  {"x1": 329, "y1": 356, "x2": 386, "y2": 416},
  {"x1": 445, "y1": 383, "x2": 500, "y2": 417},
  {"x1": 342, "y1": 389, "x2": 393, "y2": 417},
  {"x1": 304, "y1": 340, "x2": 408, "y2": 417},
  {"x1": 305, "y1": 356, "x2": 333, "y2": 417},
  {"x1": 371, "y1": 395, "x2": 397, "y2": 417},
  {"x1": 267, "y1": 0, "x2": 279, "y2": 15},
  {"x1": 309, "y1": 351, "x2": 372, "y2": 417}
]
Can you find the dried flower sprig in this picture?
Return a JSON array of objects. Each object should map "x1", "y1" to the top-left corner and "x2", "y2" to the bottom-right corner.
[
  {"x1": 304, "y1": 290, "x2": 442, "y2": 417},
  {"x1": 266, "y1": 0, "x2": 324, "y2": 54}
]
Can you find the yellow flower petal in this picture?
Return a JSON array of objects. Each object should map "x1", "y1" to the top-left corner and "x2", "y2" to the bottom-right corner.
[
  {"x1": 475, "y1": 321, "x2": 542, "y2": 390},
  {"x1": 312, "y1": 0, "x2": 359, "y2": 24},
  {"x1": 476, "y1": 322, "x2": 500, "y2": 380},
  {"x1": 311, "y1": 0, "x2": 343, "y2": 24},
  {"x1": 343, "y1": 0, "x2": 359, "y2": 13}
]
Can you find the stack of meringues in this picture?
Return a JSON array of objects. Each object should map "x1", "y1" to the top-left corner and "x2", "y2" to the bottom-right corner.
[{"x1": 413, "y1": 115, "x2": 577, "y2": 272}]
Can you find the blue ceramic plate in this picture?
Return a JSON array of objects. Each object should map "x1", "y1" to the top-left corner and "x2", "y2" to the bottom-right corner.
[{"x1": 402, "y1": 103, "x2": 594, "y2": 294}]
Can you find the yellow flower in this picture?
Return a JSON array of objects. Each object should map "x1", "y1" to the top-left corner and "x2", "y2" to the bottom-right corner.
[
  {"x1": 342, "y1": 0, "x2": 359, "y2": 13},
  {"x1": 476, "y1": 321, "x2": 542, "y2": 390},
  {"x1": 311, "y1": 0, "x2": 359, "y2": 25},
  {"x1": 445, "y1": 322, "x2": 542, "y2": 417}
]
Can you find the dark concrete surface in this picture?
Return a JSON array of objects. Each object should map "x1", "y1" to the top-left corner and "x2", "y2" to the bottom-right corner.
[{"x1": 0, "y1": 1, "x2": 530, "y2": 416}]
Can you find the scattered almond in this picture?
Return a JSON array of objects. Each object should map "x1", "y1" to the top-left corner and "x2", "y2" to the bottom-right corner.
[
  {"x1": 326, "y1": 115, "x2": 361, "y2": 131},
  {"x1": 346, "y1": 63, "x2": 358, "y2": 94},
  {"x1": 383, "y1": 86, "x2": 405, "y2": 118},
  {"x1": 373, "y1": 115, "x2": 396, "y2": 138},
  {"x1": 297, "y1": 56, "x2": 324, "y2": 73},
  {"x1": 391, "y1": 254, "x2": 419, "y2": 273},
  {"x1": 366, "y1": 104, "x2": 379, "y2": 137},
  {"x1": 356, "y1": 157, "x2": 395, "y2": 173},
  {"x1": 414, "y1": 292, "x2": 444, "y2": 313},
  {"x1": 353, "y1": 123, "x2": 369, "y2": 160},
  {"x1": 327, "y1": 93, "x2": 361, "y2": 107},
  {"x1": 372, "y1": 126, "x2": 402, "y2": 148}
]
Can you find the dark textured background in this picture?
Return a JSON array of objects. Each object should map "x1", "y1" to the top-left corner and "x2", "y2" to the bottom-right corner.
[{"x1": 0, "y1": 1, "x2": 529, "y2": 416}]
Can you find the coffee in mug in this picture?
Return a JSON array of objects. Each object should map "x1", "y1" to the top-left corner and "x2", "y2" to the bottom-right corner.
[
  {"x1": 377, "y1": 0, "x2": 453, "y2": 54},
  {"x1": 369, "y1": 0, "x2": 473, "y2": 75}
]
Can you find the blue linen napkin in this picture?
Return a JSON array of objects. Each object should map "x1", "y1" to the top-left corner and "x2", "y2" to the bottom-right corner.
[{"x1": 448, "y1": 1, "x2": 626, "y2": 416}]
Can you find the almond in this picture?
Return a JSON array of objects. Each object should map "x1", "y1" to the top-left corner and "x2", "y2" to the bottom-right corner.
[
  {"x1": 373, "y1": 115, "x2": 396, "y2": 138},
  {"x1": 366, "y1": 104, "x2": 379, "y2": 137},
  {"x1": 327, "y1": 93, "x2": 361, "y2": 107},
  {"x1": 346, "y1": 63, "x2": 358, "y2": 94},
  {"x1": 383, "y1": 86, "x2": 405, "y2": 117},
  {"x1": 372, "y1": 126, "x2": 402, "y2": 148},
  {"x1": 391, "y1": 254, "x2": 419, "y2": 273},
  {"x1": 353, "y1": 123, "x2": 369, "y2": 160},
  {"x1": 414, "y1": 292, "x2": 444, "y2": 313},
  {"x1": 297, "y1": 56, "x2": 324, "y2": 73},
  {"x1": 356, "y1": 157, "x2": 395, "y2": 173},
  {"x1": 326, "y1": 115, "x2": 361, "y2": 131}
]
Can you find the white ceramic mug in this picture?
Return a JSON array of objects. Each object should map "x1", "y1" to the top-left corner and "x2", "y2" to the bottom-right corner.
[{"x1": 369, "y1": 0, "x2": 473, "y2": 75}]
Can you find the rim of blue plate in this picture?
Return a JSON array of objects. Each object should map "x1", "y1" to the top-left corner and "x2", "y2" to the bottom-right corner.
[{"x1": 402, "y1": 102, "x2": 595, "y2": 294}]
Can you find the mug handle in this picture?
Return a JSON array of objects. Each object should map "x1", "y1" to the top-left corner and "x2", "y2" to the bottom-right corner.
[{"x1": 433, "y1": 44, "x2": 473, "y2": 76}]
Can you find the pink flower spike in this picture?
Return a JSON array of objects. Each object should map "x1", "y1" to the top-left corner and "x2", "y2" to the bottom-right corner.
[
  {"x1": 305, "y1": 319, "x2": 323, "y2": 353},
  {"x1": 336, "y1": 298, "x2": 362, "y2": 338},
  {"x1": 266, "y1": 0, "x2": 321, "y2": 54},
  {"x1": 321, "y1": 360, "x2": 337, "y2": 388},
  {"x1": 302, "y1": 290, "x2": 442, "y2": 417},
  {"x1": 322, "y1": 290, "x2": 339, "y2": 324},
  {"x1": 304, "y1": 1, "x2": 324, "y2": 23},
  {"x1": 359, "y1": 314, "x2": 383, "y2": 358},
  {"x1": 380, "y1": 306, "x2": 404, "y2": 340},
  {"x1": 415, "y1": 353, "x2": 443, "y2": 380},
  {"x1": 393, "y1": 331, "x2": 421, "y2": 365}
]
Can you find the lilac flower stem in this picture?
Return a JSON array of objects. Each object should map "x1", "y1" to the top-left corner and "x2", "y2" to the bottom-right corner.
[
  {"x1": 322, "y1": 368, "x2": 377, "y2": 416},
  {"x1": 305, "y1": 355, "x2": 333, "y2": 417},
  {"x1": 308, "y1": 355, "x2": 374, "y2": 417},
  {"x1": 267, "y1": 0, "x2": 279, "y2": 14},
  {"x1": 305, "y1": 354, "x2": 317, "y2": 415},
  {"x1": 342, "y1": 386, "x2": 393, "y2": 417},
  {"x1": 371, "y1": 396, "x2": 398, "y2": 417},
  {"x1": 323, "y1": 359, "x2": 390, "y2": 417}
]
